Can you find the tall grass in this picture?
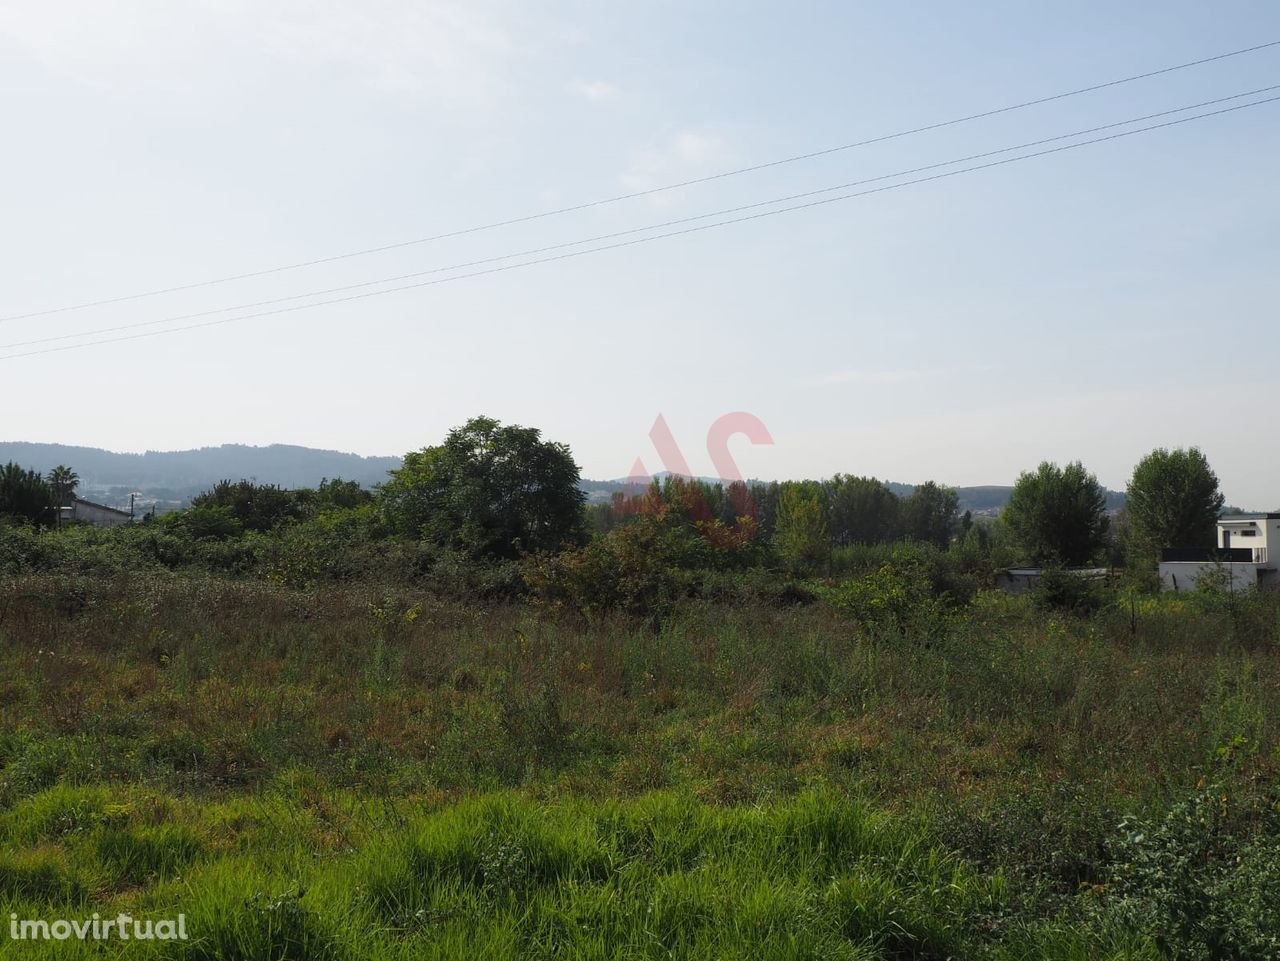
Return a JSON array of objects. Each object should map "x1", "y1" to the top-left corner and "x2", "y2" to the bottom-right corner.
[
  {"x1": 0, "y1": 574, "x2": 1277, "y2": 958},
  {"x1": 0, "y1": 787, "x2": 1160, "y2": 960}
]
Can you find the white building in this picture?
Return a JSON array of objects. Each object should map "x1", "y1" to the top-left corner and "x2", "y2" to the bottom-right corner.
[
  {"x1": 62, "y1": 497, "x2": 133, "y2": 527},
  {"x1": 1158, "y1": 513, "x2": 1279, "y2": 592},
  {"x1": 1217, "y1": 512, "x2": 1278, "y2": 562}
]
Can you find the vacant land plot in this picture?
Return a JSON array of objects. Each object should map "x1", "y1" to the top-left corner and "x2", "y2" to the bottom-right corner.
[{"x1": 0, "y1": 574, "x2": 1277, "y2": 958}]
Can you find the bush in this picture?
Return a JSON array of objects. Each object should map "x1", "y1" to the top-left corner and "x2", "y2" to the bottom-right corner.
[
  {"x1": 697, "y1": 568, "x2": 818, "y2": 607},
  {"x1": 191, "y1": 479, "x2": 309, "y2": 532},
  {"x1": 418, "y1": 546, "x2": 524, "y2": 600},
  {"x1": 161, "y1": 505, "x2": 244, "y2": 541},
  {"x1": 0, "y1": 523, "x2": 48, "y2": 574},
  {"x1": 1105, "y1": 784, "x2": 1280, "y2": 960},
  {"x1": 818, "y1": 560, "x2": 949, "y2": 637},
  {"x1": 833, "y1": 541, "x2": 979, "y2": 605},
  {"x1": 522, "y1": 516, "x2": 696, "y2": 618},
  {"x1": 1032, "y1": 567, "x2": 1107, "y2": 614}
]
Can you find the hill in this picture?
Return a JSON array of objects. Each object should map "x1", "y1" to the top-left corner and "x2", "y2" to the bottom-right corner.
[
  {"x1": 2, "y1": 442, "x2": 1127, "y2": 514},
  {"x1": 883, "y1": 481, "x2": 1127, "y2": 515},
  {"x1": 0, "y1": 442, "x2": 402, "y2": 509}
]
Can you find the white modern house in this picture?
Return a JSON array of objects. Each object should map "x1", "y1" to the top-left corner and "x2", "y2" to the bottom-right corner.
[{"x1": 1158, "y1": 513, "x2": 1279, "y2": 592}]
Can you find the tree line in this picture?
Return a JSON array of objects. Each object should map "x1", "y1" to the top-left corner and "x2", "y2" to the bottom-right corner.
[
  {"x1": 1, "y1": 417, "x2": 1230, "y2": 578},
  {"x1": 0, "y1": 463, "x2": 79, "y2": 528}
]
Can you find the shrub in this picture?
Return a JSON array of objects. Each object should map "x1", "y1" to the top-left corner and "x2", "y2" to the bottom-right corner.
[
  {"x1": 191, "y1": 479, "x2": 309, "y2": 532},
  {"x1": 419, "y1": 547, "x2": 524, "y2": 600},
  {"x1": 161, "y1": 505, "x2": 244, "y2": 541},
  {"x1": 1105, "y1": 784, "x2": 1280, "y2": 960},
  {"x1": 522, "y1": 516, "x2": 697, "y2": 618},
  {"x1": 833, "y1": 541, "x2": 979, "y2": 605},
  {"x1": 1032, "y1": 566, "x2": 1107, "y2": 614},
  {"x1": 819, "y1": 561, "x2": 948, "y2": 637}
]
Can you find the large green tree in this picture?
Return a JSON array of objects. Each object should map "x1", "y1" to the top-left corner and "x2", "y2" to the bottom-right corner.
[
  {"x1": 46, "y1": 465, "x2": 79, "y2": 504},
  {"x1": 826, "y1": 474, "x2": 900, "y2": 546},
  {"x1": 0, "y1": 462, "x2": 55, "y2": 527},
  {"x1": 1003, "y1": 461, "x2": 1109, "y2": 566},
  {"x1": 192, "y1": 479, "x2": 306, "y2": 532},
  {"x1": 46, "y1": 465, "x2": 79, "y2": 528},
  {"x1": 1125, "y1": 447, "x2": 1224, "y2": 553},
  {"x1": 773, "y1": 481, "x2": 831, "y2": 574},
  {"x1": 899, "y1": 481, "x2": 960, "y2": 549},
  {"x1": 382, "y1": 416, "x2": 587, "y2": 559}
]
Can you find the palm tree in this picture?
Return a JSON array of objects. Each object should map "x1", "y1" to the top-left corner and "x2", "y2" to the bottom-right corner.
[
  {"x1": 0, "y1": 462, "x2": 56, "y2": 526},
  {"x1": 46, "y1": 465, "x2": 79, "y2": 527}
]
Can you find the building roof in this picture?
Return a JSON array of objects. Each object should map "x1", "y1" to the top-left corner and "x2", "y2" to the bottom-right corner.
[{"x1": 1219, "y1": 513, "x2": 1280, "y2": 522}]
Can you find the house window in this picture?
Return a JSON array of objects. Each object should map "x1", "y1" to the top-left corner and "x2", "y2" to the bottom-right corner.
[{"x1": 1238, "y1": 529, "x2": 1258, "y2": 537}]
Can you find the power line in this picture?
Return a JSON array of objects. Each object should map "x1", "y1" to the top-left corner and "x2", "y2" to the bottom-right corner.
[
  {"x1": 3, "y1": 38, "x2": 1278, "y2": 325},
  {"x1": 4, "y1": 84, "x2": 1276, "y2": 353},
  {"x1": 2, "y1": 93, "x2": 1276, "y2": 363}
]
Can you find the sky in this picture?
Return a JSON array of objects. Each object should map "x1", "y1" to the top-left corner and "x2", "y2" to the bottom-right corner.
[{"x1": 1, "y1": 1, "x2": 1278, "y2": 507}]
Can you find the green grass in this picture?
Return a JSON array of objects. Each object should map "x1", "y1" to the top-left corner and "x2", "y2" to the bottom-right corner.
[
  {"x1": 0, "y1": 787, "x2": 1158, "y2": 960},
  {"x1": 0, "y1": 574, "x2": 1277, "y2": 958}
]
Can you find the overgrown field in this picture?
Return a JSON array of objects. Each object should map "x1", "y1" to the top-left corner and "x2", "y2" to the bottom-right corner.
[{"x1": 1, "y1": 573, "x2": 1278, "y2": 958}]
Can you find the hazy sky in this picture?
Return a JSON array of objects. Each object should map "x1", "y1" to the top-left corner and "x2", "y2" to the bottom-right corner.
[{"x1": 2, "y1": 2, "x2": 1278, "y2": 506}]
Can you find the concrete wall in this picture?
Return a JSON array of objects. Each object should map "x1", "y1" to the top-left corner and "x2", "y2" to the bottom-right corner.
[
  {"x1": 995, "y1": 568, "x2": 1109, "y2": 595},
  {"x1": 1158, "y1": 561, "x2": 1261, "y2": 593},
  {"x1": 995, "y1": 570, "x2": 1039, "y2": 594}
]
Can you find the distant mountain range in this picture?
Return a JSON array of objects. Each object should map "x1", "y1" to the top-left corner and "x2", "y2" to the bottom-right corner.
[
  {"x1": 1, "y1": 442, "x2": 1126, "y2": 514},
  {"x1": 0, "y1": 443, "x2": 401, "y2": 509}
]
